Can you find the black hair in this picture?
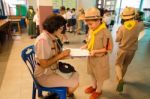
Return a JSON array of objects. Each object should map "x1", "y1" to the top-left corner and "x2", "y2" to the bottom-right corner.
[
  {"x1": 28, "y1": 6, "x2": 34, "y2": 11},
  {"x1": 42, "y1": 14, "x2": 66, "y2": 33},
  {"x1": 67, "y1": 8, "x2": 70, "y2": 11},
  {"x1": 72, "y1": 8, "x2": 76, "y2": 11},
  {"x1": 136, "y1": 11, "x2": 144, "y2": 21},
  {"x1": 60, "y1": 6, "x2": 66, "y2": 11},
  {"x1": 121, "y1": 18, "x2": 135, "y2": 25}
]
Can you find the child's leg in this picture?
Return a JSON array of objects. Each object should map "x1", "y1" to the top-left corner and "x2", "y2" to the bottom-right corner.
[
  {"x1": 96, "y1": 81, "x2": 103, "y2": 92},
  {"x1": 90, "y1": 74, "x2": 97, "y2": 89}
]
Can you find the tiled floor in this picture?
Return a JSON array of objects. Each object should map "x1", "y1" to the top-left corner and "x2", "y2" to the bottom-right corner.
[{"x1": 0, "y1": 25, "x2": 150, "y2": 99}]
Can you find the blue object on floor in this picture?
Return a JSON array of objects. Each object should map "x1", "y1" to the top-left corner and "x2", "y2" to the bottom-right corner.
[
  {"x1": 20, "y1": 18, "x2": 26, "y2": 28},
  {"x1": 21, "y1": 45, "x2": 67, "y2": 99}
]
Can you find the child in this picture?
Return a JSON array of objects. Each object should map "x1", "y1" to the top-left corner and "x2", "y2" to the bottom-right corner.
[
  {"x1": 115, "y1": 7, "x2": 145, "y2": 92},
  {"x1": 81, "y1": 7, "x2": 113, "y2": 99},
  {"x1": 26, "y1": 6, "x2": 36, "y2": 38},
  {"x1": 59, "y1": 6, "x2": 70, "y2": 44},
  {"x1": 32, "y1": 8, "x2": 40, "y2": 38}
]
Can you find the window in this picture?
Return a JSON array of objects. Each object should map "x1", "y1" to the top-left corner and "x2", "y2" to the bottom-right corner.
[
  {"x1": 0, "y1": 0, "x2": 5, "y2": 17},
  {"x1": 105, "y1": 0, "x2": 116, "y2": 11},
  {"x1": 96, "y1": 0, "x2": 116, "y2": 11}
]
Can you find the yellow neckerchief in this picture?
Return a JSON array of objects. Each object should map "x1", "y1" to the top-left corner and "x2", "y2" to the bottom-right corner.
[
  {"x1": 88, "y1": 22, "x2": 106, "y2": 51},
  {"x1": 124, "y1": 20, "x2": 136, "y2": 30}
]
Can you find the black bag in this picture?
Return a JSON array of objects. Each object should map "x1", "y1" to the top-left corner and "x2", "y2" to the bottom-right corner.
[
  {"x1": 58, "y1": 62, "x2": 76, "y2": 73},
  {"x1": 44, "y1": 93, "x2": 59, "y2": 99}
]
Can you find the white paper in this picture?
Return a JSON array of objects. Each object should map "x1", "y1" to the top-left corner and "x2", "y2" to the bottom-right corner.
[{"x1": 64, "y1": 48, "x2": 89, "y2": 57}]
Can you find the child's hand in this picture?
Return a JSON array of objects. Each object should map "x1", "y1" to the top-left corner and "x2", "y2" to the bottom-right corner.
[
  {"x1": 89, "y1": 50, "x2": 96, "y2": 56},
  {"x1": 80, "y1": 44, "x2": 87, "y2": 49}
]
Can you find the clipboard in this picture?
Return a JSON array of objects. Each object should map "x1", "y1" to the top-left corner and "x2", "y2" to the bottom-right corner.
[{"x1": 64, "y1": 48, "x2": 89, "y2": 57}]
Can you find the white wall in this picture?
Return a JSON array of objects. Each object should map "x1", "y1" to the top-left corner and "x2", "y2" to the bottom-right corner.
[
  {"x1": 142, "y1": 0, "x2": 150, "y2": 9},
  {"x1": 77, "y1": 0, "x2": 96, "y2": 10},
  {"x1": 120, "y1": 0, "x2": 141, "y2": 9},
  {"x1": 37, "y1": 0, "x2": 52, "y2": 6},
  {"x1": 28, "y1": 0, "x2": 37, "y2": 10}
]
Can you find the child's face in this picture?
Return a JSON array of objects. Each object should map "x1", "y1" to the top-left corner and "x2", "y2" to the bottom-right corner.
[{"x1": 85, "y1": 20, "x2": 100, "y2": 30}]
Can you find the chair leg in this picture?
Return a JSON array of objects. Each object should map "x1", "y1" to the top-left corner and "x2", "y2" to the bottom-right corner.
[
  {"x1": 57, "y1": 89, "x2": 67, "y2": 99},
  {"x1": 38, "y1": 89, "x2": 43, "y2": 97},
  {"x1": 32, "y1": 83, "x2": 36, "y2": 99}
]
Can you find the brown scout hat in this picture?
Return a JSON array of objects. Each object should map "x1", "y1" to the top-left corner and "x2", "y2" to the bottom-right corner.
[
  {"x1": 81, "y1": 7, "x2": 102, "y2": 20},
  {"x1": 121, "y1": 7, "x2": 136, "y2": 20}
]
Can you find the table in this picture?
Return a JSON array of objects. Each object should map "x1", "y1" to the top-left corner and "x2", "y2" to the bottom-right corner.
[
  {"x1": 0, "y1": 19, "x2": 10, "y2": 53},
  {"x1": 9, "y1": 18, "x2": 22, "y2": 35}
]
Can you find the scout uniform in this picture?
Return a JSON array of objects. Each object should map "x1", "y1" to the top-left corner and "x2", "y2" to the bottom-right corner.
[
  {"x1": 115, "y1": 7, "x2": 144, "y2": 92},
  {"x1": 34, "y1": 31, "x2": 79, "y2": 87},
  {"x1": 87, "y1": 22, "x2": 113, "y2": 91},
  {"x1": 82, "y1": 7, "x2": 113, "y2": 99},
  {"x1": 26, "y1": 6, "x2": 36, "y2": 35}
]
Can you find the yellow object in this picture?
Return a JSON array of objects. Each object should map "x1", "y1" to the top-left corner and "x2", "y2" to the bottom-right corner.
[
  {"x1": 88, "y1": 22, "x2": 106, "y2": 51},
  {"x1": 124, "y1": 20, "x2": 136, "y2": 30}
]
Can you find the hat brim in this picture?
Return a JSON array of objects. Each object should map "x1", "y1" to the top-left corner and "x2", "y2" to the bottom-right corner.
[
  {"x1": 120, "y1": 15, "x2": 135, "y2": 20},
  {"x1": 79, "y1": 16, "x2": 102, "y2": 20}
]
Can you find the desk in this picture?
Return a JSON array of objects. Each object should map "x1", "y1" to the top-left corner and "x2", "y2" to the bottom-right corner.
[
  {"x1": 0, "y1": 19, "x2": 8, "y2": 26},
  {"x1": 9, "y1": 18, "x2": 21, "y2": 35},
  {"x1": 0, "y1": 19, "x2": 10, "y2": 53}
]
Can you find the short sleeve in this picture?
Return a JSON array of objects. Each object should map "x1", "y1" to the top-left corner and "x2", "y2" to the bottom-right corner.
[
  {"x1": 116, "y1": 26, "x2": 123, "y2": 42},
  {"x1": 35, "y1": 39, "x2": 52, "y2": 59}
]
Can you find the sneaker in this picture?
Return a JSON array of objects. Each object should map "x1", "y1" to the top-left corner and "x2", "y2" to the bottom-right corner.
[
  {"x1": 67, "y1": 93, "x2": 74, "y2": 97},
  {"x1": 85, "y1": 86, "x2": 96, "y2": 94},
  {"x1": 63, "y1": 41, "x2": 70, "y2": 44},
  {"x1": 116, "y1": 80, "x2": 124, "y2": 92},
  {"x1": 30, "y1": 36, "x2": 37, "y2": 39},
  {"x1": 90, "y1": 91, "x2": 102, "y2": 99},
  {"x1": 44, "y1": 93, "x2": 58, "y2": 99}
]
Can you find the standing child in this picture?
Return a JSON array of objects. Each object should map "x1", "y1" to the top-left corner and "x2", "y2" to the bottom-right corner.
[
  {"x1": 81, "y1": 7, "x2": 113, "y2": 99},
  {"x1": 115, "y1": 7, "x2": 145, "y2": 92},
  {"x1": 26, "y1": 6, "x2": 36, "y2": 38},
  {"x1": 32, "y1": 8, "x2": 40, "y2": 38},
  {"x1": 59, "y1": 6, "x2": 70, "y2": 44}
]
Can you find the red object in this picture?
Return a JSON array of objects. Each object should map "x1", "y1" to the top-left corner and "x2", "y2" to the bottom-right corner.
[
  {"x1": 90, "y1": 91, "x2": 102, "y2": 99},
  {"x1": 85, "y1": 86, "x2": 96, "y2": 94}
]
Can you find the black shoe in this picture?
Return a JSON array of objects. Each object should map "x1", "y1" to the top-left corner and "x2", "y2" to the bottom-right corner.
[
  {"x1": 64, "y1": 41, "x2": 70, "y2": 44},
  {"x1": 67, "y1": 93, "x2": 75, "y2": 99},
  {"x1": 69, "y1": 31, "x2": 73, "y2": 33},
  {"x1": 44, "y1": 93, "x2": 58, "y2": 99},
  {"x1": 67, "y1": 93, "x2": 74, "y2": 97},
  {"x1": 30, "y1": 36, "x2": 37, "y2": 39},
  {"x1": 116, "y1": 80, "x2": 124, "y2": 92},
  {"x1": 78, "y1": 33, "x2": 82, "y2": 35}
]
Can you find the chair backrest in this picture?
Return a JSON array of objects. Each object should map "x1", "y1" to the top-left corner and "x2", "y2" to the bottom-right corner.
[{"x1": 21, "y1": 45, "x2": 39, "y2": 85}]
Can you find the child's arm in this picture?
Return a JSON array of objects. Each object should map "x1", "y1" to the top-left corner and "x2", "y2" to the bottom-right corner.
[
  {"x1": 80, "y1": 44, "x2": 87, "y2": 49},
  {"x1": 89, "y1": 48, "x2": 107, "y2": 56}
]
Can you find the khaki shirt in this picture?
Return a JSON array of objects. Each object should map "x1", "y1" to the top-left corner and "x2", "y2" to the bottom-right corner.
[
  {"x1": 116, "y1": 21, "x2": 144, "y2": 51},
  {"x1": 87, "y1": 28, "x2": 113, "y2": 82}
]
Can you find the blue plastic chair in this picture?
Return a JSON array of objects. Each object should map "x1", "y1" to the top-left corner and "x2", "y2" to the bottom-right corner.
[{"x1": 21, "y1": 45, "x2": 67, "y2": 99}]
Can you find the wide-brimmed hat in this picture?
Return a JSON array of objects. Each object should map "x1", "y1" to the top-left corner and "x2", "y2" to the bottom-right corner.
[
  {"x1": 79, "y1": 8, "x2": 84, "y2": 12},
  {"x1": 81, "y1": 7, "x2": 102, "y2": 20},
  {"x1": 121, "y1": 7, "x2": 136, "y2": 20}
]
